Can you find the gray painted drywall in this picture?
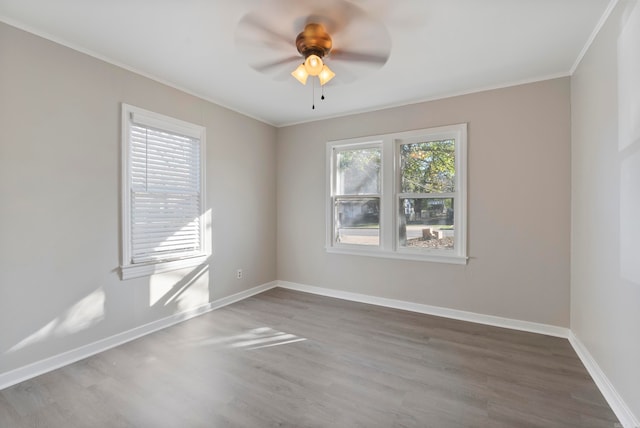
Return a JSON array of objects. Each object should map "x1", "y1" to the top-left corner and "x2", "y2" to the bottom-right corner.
[
  {"x1": 277, "y1": 78, "x2": 572, "y2": 327},
  {"x1": 571, "y1": 0, "x2": 640, "y2": 418},
  {"x1": 0, "y1": 22, "x2": 278, "y2": 374}
]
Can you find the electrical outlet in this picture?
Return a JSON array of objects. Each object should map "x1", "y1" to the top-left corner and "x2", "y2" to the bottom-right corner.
[{"x1": 236, "y1": 269, "x2": 243, "y2": 280}]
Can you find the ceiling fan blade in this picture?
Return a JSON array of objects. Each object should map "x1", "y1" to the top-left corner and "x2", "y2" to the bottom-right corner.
[
  {"x1": 238, "y1": 14, "x2": 292, "y2": 49},
  {"x1": 273, "y1": 68, "x2": 299, "y2": 82},
  {"x1": 252, "y1": 56, "x2": 301, "y2": 73},
  {"x1": 236, "y1": 34, "x2": 291, "y2": 53},
  {"x1": 330, "y1": 49, "x2": 389, "y2": 65},
  {"x1": 327, "y1": 63, "x2": 358, "y2": 84}
]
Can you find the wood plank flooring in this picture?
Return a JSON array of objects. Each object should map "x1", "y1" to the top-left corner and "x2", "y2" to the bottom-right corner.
[{"x1": 0, "y1": 288, "x2": 620, "y2": 427}]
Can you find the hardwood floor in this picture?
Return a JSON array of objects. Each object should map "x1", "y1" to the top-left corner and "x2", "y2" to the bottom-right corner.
[{"x1": 0, "y1": 288, "x2": 620, "y2": 427}]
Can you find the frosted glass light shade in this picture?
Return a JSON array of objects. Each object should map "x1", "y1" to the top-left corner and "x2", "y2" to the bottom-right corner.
[
  {"x1": 304, "y1": 54, "x2": 324, "y2": 76},
  {"x1": 318, "y1": 65, "x2": 335, "y2": 85},
  {"x1": 291, "y1": 63, "x2": 309, "y2": 85}
]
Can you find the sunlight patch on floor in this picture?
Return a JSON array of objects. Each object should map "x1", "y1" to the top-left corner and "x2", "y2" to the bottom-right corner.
[{"x1": 191, "y1": 326, "x2": 306, "y2": 350}]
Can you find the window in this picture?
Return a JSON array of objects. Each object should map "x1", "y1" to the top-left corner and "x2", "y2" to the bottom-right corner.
[
  {"x1": 121, "y1": 104, "x2": 209, "y2": 279},
  {"x1": 326, "y1": 124, "x2": 467, "y2": 264},
  {"x1": 332, "y1": 145, "x2": 381, "y2": 246}
]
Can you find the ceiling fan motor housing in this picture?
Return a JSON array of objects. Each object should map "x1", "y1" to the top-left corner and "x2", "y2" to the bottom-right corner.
[{"x1": 295, "y1": 23, "x2": 332, "y2": 59}]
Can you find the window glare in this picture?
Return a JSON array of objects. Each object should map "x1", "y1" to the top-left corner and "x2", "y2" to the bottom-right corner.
[{"x1": 336, "y1": 148, "x2": 381, "y2": 195}]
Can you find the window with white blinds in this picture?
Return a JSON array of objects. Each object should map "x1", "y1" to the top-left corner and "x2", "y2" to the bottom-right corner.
[{"x1": 121, "y1": 104, "x2": 208, "y2": 279}]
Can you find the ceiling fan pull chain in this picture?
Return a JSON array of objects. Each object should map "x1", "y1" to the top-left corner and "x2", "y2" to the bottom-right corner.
[
  {"x1": 312, "y1": 78, "x2": 315, "y2": 110},
  {"x1": 321, "y1": 85, "x2": 325, "y2": 101}
]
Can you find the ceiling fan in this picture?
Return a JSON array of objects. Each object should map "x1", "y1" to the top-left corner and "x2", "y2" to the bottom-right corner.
[{"x1": 235, "y1": 0, "x2": 391, "y2": 95}]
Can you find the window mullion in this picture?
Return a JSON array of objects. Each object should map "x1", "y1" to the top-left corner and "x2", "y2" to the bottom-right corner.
[
  {"x1": 334, "y1": 194, "x2": 380, "y2": 199},
  {"x1": 381, "y1": 136, "x2": 395, "y2": 251}
]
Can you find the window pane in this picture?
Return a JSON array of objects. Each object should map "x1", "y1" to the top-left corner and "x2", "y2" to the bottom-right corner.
[
  {"x1": 399, "y1": 198, "x2": 454, "y2": 249},
  {"x1": 400, "y1": 140, "x2": 455, "y2": 193},
  {"x1": 335, "y1": 198, "x2": 380, "y2": 246},
  {"x1": 336, "y1": 148, "x2": 381, "y2": 195}
]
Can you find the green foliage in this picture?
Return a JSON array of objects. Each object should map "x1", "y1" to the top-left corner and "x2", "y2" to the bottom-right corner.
[{"x1": 401, "y1": 140, "x2": 455, "y2": 193}]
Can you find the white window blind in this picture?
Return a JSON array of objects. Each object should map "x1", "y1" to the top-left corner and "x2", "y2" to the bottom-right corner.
[
  {"x1": 121, "y1": 104, "x2": 207, "y2": 279},
  {"x1": 129, "y1": 123, "x2": 202, "y2": 263}
]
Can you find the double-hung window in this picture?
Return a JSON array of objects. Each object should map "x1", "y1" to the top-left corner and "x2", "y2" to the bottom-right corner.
[
  {"x1": 327, "y1": 124, "x2": 467, "y2": 264},
  {"x1": 121, "y1": 104, "x2": 208, "y2": 279},
  {"x1": 331, "y1": 143, "x2": 382, "y2": 246}
]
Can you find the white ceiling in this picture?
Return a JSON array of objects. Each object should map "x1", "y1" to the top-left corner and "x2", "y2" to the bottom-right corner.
[{"x1": 0, "y1": 0, "x2": 611, "y2": 127}]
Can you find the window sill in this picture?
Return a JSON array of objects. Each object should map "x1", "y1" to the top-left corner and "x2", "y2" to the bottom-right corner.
[
  {"x1": 325, "y1": 246, "x2": 468, "y2": 265},
  {"x1": 120, "y1": 254, "x2": 209, "y2": 280}
]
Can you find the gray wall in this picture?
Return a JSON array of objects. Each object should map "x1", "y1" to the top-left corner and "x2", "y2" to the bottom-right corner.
[
  {"x1": 571, "y1": 0, "x2": 640, "y2": 417},
  {"x1": 0, "y1": 22, "x2": 278, "y2": 373},
  {"x1": 277, "y1": 78, "x2": 572, "y2": 327}
]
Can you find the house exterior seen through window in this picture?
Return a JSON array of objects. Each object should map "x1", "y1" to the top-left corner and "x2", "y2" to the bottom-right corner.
[{"x1": 326, "y1": 124, "x2": 467, "y2": 264}]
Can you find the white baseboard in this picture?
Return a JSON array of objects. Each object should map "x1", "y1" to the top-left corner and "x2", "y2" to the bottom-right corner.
[
  {"x1": 3, "y1": 278, "x2": 636, "y2": 428},
  {"x1": 0, "y1": 281, "x2": 277, "y2": 391},
  {"x1": 277, "y1": 281, "x2": 570, "y2": 338},
  {"x1": 569, "y1": 332, "x2": 639, "y2": 428}
]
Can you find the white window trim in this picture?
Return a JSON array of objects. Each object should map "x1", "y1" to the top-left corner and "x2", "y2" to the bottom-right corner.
[
  {"x1": 326, "y1": 124, "x2": 468, "y2": 264},
  {"x1": 120, "y1": 103, "x2": 209, "y2": 280}
]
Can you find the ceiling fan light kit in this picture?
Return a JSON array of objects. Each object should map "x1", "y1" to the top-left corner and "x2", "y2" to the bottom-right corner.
[
  {"x1": 290, "y1": 57, "x2": 335, "y2": 86},
  {"x1": 290, "y1": 24, "x2": 335, "y2": 86}
]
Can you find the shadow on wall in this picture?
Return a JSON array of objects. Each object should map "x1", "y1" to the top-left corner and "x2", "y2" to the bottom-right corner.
[
  {"x1": 1, "y1": 260, "x2": 210, "y2": 370},
  {"x1": 618, "y1": 0, "x2": 640, "y2": 286}
]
